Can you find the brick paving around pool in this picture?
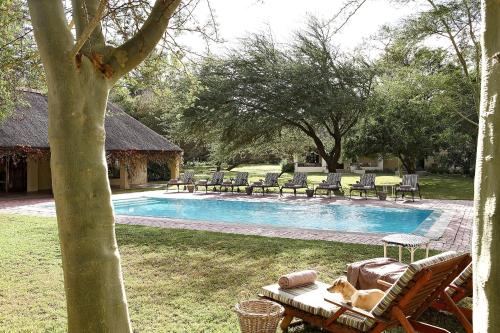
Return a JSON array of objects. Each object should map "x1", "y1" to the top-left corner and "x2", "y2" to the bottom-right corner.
[{"x1": 0, "y1": 191, "x2": 472, "y2": 252}]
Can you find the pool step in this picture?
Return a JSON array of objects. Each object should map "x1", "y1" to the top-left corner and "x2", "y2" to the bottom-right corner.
[{"x1": 113, "y1": 198, "x2": 155, "y2": 209}]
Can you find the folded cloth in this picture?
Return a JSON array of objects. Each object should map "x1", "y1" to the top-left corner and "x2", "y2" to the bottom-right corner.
[
  {"x1": 222, "y1": 181, "x2": 232, "y2": 185},
  {"x1": 347, "y1": 258, "x2": 407, "y2": 290},
  {"x1": 278, "y1": 270, "x2": 318, "y2": 289},
  {"x1": 168, "y1": 179, "x2": 178, "y2": 183}
]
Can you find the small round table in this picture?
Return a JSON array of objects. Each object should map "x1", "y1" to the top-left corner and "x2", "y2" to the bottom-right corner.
[
  {"x1": 382, "y1": 233, "x2": 430, "y2": 263},
  {"x1": 378, "y1": 183, "x2": 396, "y2": 197}
]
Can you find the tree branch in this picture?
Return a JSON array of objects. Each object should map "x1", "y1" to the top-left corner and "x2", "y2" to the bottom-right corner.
[
  {"x1": 70, "y1": 0, "x2": 108, "y2": 57},
  {"x1": 27, "y1": 0, "x2": 74, "y2": 68},
  {"x1": 107, "y1": 0, "x2": 182, "y2": 80},
  {"x1": 426, "y1": 0, "x2": 470, "y2": 78}
]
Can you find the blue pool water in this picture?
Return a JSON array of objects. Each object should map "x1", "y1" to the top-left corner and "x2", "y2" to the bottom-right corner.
[{"x1": 113, "y1": 198, "x2": 434, "y2": 234}]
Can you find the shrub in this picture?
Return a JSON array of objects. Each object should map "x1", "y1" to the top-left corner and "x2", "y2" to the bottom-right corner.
[{"x1": 281, "y1": 161, "x2": 295, "y2": 173}]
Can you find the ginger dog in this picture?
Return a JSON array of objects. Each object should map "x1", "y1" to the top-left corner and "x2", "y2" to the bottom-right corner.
[{"x1": 327, "y1": 276, "x2": 385, "y2": 311}]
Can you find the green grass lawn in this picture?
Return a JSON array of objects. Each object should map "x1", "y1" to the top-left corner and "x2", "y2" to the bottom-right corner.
[
  {"x1": 177, "y1": 164, "x2": 474, "y2": 200},
  {"x1": 0, "y1": 214, "x2": 466, "y2": 332}
]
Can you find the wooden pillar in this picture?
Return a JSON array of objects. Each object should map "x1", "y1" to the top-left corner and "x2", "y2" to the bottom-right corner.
[
  {"x1": 167, "y1": 155, "x2": 180, "y2": 180},
  {"x1": 26, "y1": 156, "x2": 39, "y2": 192},
  {"x1": 119, "y1": 160, "x2": 130, "y2": 190},
  {"x1": 128, "y1": 157, "x2": 147, "y2": 185}
]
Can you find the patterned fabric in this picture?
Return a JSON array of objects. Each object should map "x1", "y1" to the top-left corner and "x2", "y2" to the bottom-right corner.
[
  {"x1": 318, "y1": 173, "x2": 341, "y2": 188},
  {"x1": 181, "y1": 171, "x2": 195, "y2": 184},
  {"x1": 381, "y1": 233, "x2": 430, "y2": 247},
  {"x1": 359, "y1": 174, "x2": 376, "y2": 188},
  {"x1": 168, "y1": 171, "x2": 195, "y2": 185},
  {"x1": 208, "y1": 171, "x2": 224, "y2": 185},
  {"x1": 397, "y1": 174, "x2": 419, "y2": 191},
  {"x1": 284, "y1": 172, "x2": 308, "y2": 187},
  {"x1": 261, "y1": 282, "x2": 371, "y2": 331},
  {"x1": 446, "y1": 263, "x2": 472, "y2": 297},
  {"x1": 233, "y1": 172, "x2": 249, "y2": 186},
  {"x1": 369, "y1": 251, "x2": 461, "y2": 326},
  {"x1": 263, "y1": 173, "x2": 280, "y2": 186}
]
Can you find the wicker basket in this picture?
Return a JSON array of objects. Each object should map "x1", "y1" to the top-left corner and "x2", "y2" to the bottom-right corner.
[{"x1": 235, "y1": 299, "x2": 284, "y2": 333}]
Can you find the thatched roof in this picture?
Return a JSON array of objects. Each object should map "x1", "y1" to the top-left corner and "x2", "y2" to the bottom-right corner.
[{"x1": 0, "y1": 90, "x2": 182, "y2": 153}]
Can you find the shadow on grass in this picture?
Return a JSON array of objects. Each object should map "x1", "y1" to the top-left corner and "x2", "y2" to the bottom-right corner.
[
  {"x1": 0, "y1": 214, "x2": 467, "y2": 332},
  {"x1": 115, "y1": 224, "x2": 460, "y2": 332}
]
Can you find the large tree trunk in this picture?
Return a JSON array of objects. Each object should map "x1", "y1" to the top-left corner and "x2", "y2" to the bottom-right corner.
[
  {"x1": 313, "y1": 136, "x2": 341, "y2": 173},
  {"x1": 473, "y1": 1, "x2": 500, "y2": 331},
  {"x1": 49, "y1": 57, "x2": 131, "y2": 332},
  {"x1": 323, "y1": 143, "x2": 342, "y2": 172},
  {"x1": 398, "y1": 154, "x2": 416, "y2": 174},
  {"x1": 324, "y1": 156, "x2": 339, "y2": 173},
  {"x1": 28, "y1": 0, "x2": 181, "y2": 331}
]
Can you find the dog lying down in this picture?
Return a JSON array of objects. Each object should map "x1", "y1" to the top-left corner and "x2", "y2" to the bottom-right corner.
[{"x1": 327, "y1": 276, "x2": 385, "y2": 311}]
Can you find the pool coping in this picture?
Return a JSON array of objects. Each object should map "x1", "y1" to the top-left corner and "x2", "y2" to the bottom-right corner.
[{"x1": 0, "y1": 191, "x2": 472, "y2": 252}]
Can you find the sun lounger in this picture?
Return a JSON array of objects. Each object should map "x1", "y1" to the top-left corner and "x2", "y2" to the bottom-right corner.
[
  {"x1": 395, "y1": 174, "x2": 422, "y2": 201},
  {"x1": 195, "y1": 171, "x2": 224, "y2": 193},
  {"x1": 261, "y1": 251, "x2": 471, "y2": 333},
  {"x1": 280, "y1": 172, "x2": 308, "y2": 196},
  {"x1": 348, "y1": 257, "x2": 473, "y2": 331},
  {"x1": 166, "y1": 171, "x2": 195, "y2": 192},
  {"x1": 315, "y1": 173, "x2": 342, "y2": 197},
  {"x1": 219, "y1": 172, "x2": 249, "y2": 193},
  {"x1": 251, "y1": 172, "x2": 280, "y2": 196},
  {"x1": 349, "y1": 173, "x2": 376, "y2": 199}
]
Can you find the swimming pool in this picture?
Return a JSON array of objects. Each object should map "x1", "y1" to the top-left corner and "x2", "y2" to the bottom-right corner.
[{"x1": 113, "y1": 197, "x2": 435, "y2": 234}]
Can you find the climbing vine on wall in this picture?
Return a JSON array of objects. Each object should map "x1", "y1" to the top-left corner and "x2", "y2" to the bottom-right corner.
[
  {"x1": 106, "y1": 150, "x2": 182, "y2": 178},
  {"x1": 0, "y1": 146, "x2": 49, "y2": 165}
]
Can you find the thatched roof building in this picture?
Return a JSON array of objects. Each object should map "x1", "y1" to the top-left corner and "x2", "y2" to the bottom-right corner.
[{"x1": 0, "y1": 90, "x2": 182, "y2": 192}]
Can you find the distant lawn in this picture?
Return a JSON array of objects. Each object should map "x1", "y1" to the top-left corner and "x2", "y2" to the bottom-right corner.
[
  {"x1": 178, "y1": 164, "x2": 474, "y2": 200},
  {"x1": 0, "y1": 214, "x2": 466, "y2": 332}
]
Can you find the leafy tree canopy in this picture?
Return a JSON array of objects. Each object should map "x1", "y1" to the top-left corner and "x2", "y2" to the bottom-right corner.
[
  {"x1": 345, "y1": 44, "x2": 474, "y2": 173},
  {"x1": 381, "y1": 0, "x2": 480, "y2": 124},
  {"x1": 181, "y1": 17, "x2": 374, "y2": 172},
  {"x1": 0, "y1": 0, "x2": 45, "y2": 120}
]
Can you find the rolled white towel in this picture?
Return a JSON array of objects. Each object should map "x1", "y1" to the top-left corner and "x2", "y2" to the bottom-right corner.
[{"x1": 278, "y1": 270, "x2": 317, "y2": 289}]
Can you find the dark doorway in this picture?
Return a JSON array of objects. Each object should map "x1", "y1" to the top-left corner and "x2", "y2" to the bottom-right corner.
[
  {"x1": 416, "y1": 158, "x2": 425, "y2": 171},
  {"x1": 8, "y1": 158, "x2": 27, "y2": 192},
  {"x1": 0, "y1": 159, "x2": 6, "y2": 192},
  {"x1": 147, "y1": 162, "x2": 170, "y2": 181}
]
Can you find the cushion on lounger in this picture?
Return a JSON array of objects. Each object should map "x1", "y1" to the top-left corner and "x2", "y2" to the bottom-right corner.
[
  {"x1": 368, "y1": 251, "x2": 461, "y2": 326},
  {"x1": 446, "y1": 263, "x2": 472, "y2": 297},
  {"x1": 261, "y1": 282, "x2": 372, "y2": 331},
  {"x1": 318, "y1": 183, "x2": 339, "y2": 189}
]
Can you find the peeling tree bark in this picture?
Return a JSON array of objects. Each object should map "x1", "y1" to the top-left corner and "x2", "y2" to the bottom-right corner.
[
  {"x1": 473, "y1": 1, "x2": 500, "y2": 331},
  {"x1": 27, "y1": 0, "x2": 181, "y2": 331}
]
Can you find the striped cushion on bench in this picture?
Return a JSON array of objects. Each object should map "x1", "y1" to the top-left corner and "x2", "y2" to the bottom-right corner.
[
  {"x1": 446, "y1": 263, "x2": 472, "y2": 297},
  {"x1": 368, "y1": 251, "x2": 461, "y2": 326},
  {"x1": 261, "y1": 281, "x2": 371, "y2": 331}
]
